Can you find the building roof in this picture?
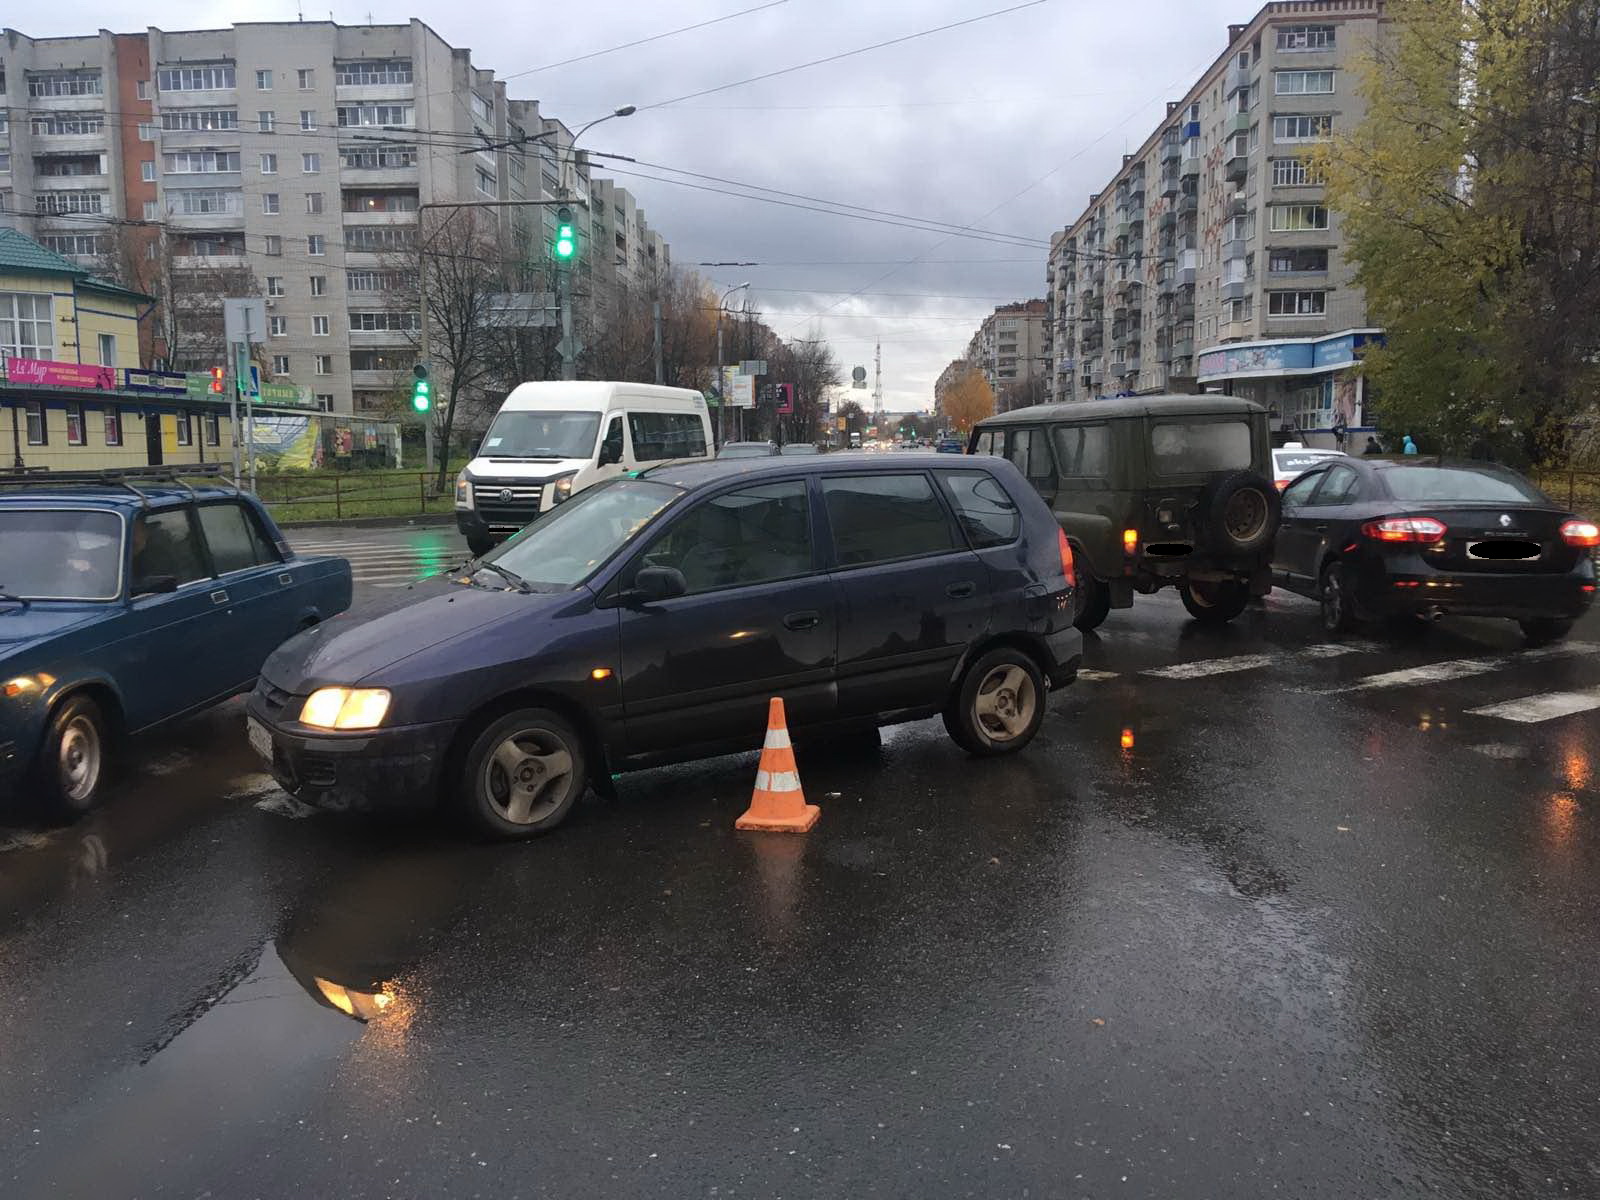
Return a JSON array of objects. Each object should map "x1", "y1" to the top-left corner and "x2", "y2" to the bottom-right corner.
[{"x1": 0, "y1": 228, "x2": 82, "y2": 277}]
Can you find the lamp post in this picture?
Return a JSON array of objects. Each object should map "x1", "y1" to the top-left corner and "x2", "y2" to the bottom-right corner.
[
  {"x1": 715, "y1": 281, "x2": 750, "y2": 447},
  {"x1": 555, "y1": 106, "x2": 635, "y2": 381}
]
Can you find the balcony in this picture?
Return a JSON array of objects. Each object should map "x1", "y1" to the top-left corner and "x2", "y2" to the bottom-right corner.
[
  {"x1": 1224, "y1": 149, "x2": 1250, "y2": 183},
  {"x1": 1159, "y1": 139, "x2": 1182, "y2": 165},
  {"x1": 1157, "y1": 275, "x2": 1177, "y2": 298},
  {"x1": 1160, "y1": 168, "x2": 1182, "y2": 197},
  {"x1": 1218, "y1": 318, "x2": 1250, "y2": 342},
  {"x1": 1178, "y1": 192, "x2": 1197, "y2": 216},
  {"x1": 1181, "y1": 155, "x2": 1200, "y2": 179},
  {"x1": 1171, "y1": 338, "x2": 1194, "y2": 360},
  {"x1": 172, "y1": 254, "x2": 246, "y2": 269},
  {"x1": 1226, "y1": 191, "x2": 1250, "y2": 217},
  {"x1": 1154, "y1": 343, "x2": 1173, "y2": 364},
  {"x1": 1221, "y1": 276, "x2": 1254, "y2": 302},
  {"x1": 1111, "y1": 360, "x2": 1130, "y2": 377},
  {"x1": 1223, "y1": 236, "x2": 1249, "y2": 261},
  {"x1": 1226, "y1": 62, "x2": 1252, "y2": 96},
  {"x1": 1157, "y1": 210, "x2": 1176, "y2": 233},
  {"x1": 1226, "y1": 112, "x2": 1252, "y2": 139},
  {"x1": 33, "y1": 170, "x2": 107, "y2": 190},
  {"x1": 1179, "y1": 249, "x2": 1199, "y2": 285}
]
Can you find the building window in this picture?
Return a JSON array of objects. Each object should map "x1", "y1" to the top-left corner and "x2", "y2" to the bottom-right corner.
[
  {"x1": 272, "y1": 354, "x2": 290, "y2": 375},
  {"x1": 24, "y1": 401, "x2": 46, "y2": 445},
  {"x1": 143, "y1": 200, "x2": 159, "y2": 220},
  {"x1": 309, "y1": 275, "x2": 326, "y2": 296},
  {"x1": 163, "y1": 150, "x2": 241, "y2": 173},
  {"x1": 205, "y1": 412, "x2": 221, "y2": 445},
  {"x1": 256, "y1": 69, "x2": 273, "y2": 90},
  {"x1": 305, "y1": 192, "x2": 324, "y2": 214},
  {"x1": 1271, "y1": 157, "x2": 1324, "y2": 187},
  {"x1": 345, "y1": 269, "x2": 401, "y2": 292},
  {"x1": 98, "y1": 333, "x2": 116, "y2": 366},
  {"x1": 1277, "y1": 24, "x2": 1335, "y2": 52},
  {"x1": 264, "y1": 235, "x2": 283, "y2": 256},
  {"x1": 157, "y1": 65, "x2": 235, "y2": 91},
  {"x1": 302, "y1": 152, "x2": 321, "y2": 173},
  {"x1": 314, "y1": 355, "x2": 332, "y2": 376},
  {"x1": 40, "y1": 234, "x2": 105, "y2": 257},
  {"x1": 475, "y1": 168, "x2": 495, "y2": 195},
  {"x1": 1267, "y1": 290, "x2": 1326, "y2": 316},
  {"x1": 269, "y1": 315, "x2": 287, "y2": 337},
  {"x1": 1275, "y1": 70, "x2": 1335, "y2": 95},
  {"x1": 300, "y1": 109, "x2": 317, "y2": 131},
  {"x1": 28, "y1": 69, "x2": 103, "y2": 97},
  {"x1": 136, "y1": 80, "x2": 150, "y2": 100},
  {"x1": 0, "y1": 293, "x2": 54, "y2": 358},
  {"x1": 339, "y1": 144, "x2": 418, "y2": 170},
  {"x1": 342, "y1": 226, "x2": 416, "y2": 252},
  {"x1": 312, "y1": 315, "x2": 330, "y2": 336},
  {"x1": 161, "y1": 108, "x2": 239, "y2": 131},
  {"x1": 1273, "y1": 114, "x2": 1332, "y2": 143},
  {"x1": 262, "y1": 192, "x2": 280, "y2": 214},
  {"x1": 298, "y1": 68, "x2": 315, "y2": 90},
  {"x1": 65, "y1": 403, "x2": 85, "y2": 446},
  {"x1": 33, "y1": 114, "x2": 105, "y2": 136},
  {"x1": 266, "y1": 276, "x2": 285, "y2": 296},
  {"x1": 336, "y1": 104, "x2": 414, "y2": 128},
  {"x1": 471, "y1": 93, "x2": 492, "y2": 121},
  {"x1": 167, "y1": 188, "x2": 241, "y2": 216},
  {"x1": 314, "y1": 393, "x2": 335, "y2": 411},
  {"x1": 104, "y1": 408, "x2": 123, "y2": 446},
  {"x1": 176, "y1": 412, "x2": 193, "y2": 446},
  {"x1": 260, "y1": 153, "x2": 278, "y2": 174},
  {"x1": 1269, "y1": 248, "x2": 1330, "y2": 273},
  {"x1": 348, "y1": 311, "x2": 420, "y2": 332},
  {"x1": 35, "y1": 190, "x2": 106, "y2": 216},
  {"x1": 141, "y1": 160, "x2": 156, "y2": 182},
  {"x1": 308, "y1": 234, "x2": 325, "y2": 256},
  {"x1": 335, "y1": 60, "x2": 414, "y2": 85},
  {"x1": 258, "y1": 110, "x2": 275, "y2": 132},
  {"x1": 1268, "y1": 204, "x2": 1329, "y2": 231}
]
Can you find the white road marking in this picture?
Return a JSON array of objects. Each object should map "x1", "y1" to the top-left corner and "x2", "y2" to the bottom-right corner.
[
  {"x1": 1319, "y1": 642, "x2": 1599, "y2": 695},
  {"x1": 1467, "y1": 685, "x2": 1600, "y2": 724},
  {"x1": 254, "y1": 794, "x2": 321, "y2": 819},
  {"x1": 1076, "y1": 669, "x2": 1120, "y2": 682},
  {"x1": 1143, "y1": 653, "x2": 1280, "y2": 680}
]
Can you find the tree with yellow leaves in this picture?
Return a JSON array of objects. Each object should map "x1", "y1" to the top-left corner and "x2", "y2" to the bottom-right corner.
[{"x1": 940, "y1": 367, "x2": 996, "y2": 433}]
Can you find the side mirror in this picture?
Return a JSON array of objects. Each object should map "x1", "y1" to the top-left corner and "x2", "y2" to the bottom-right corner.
[
  {"x1": 629, "y1": 565, "x2": 686, "y2": 604},
  {"x1": 469, "y1": 438, "x2": 482, "y2": 457},
  {"x1": 598, "y1": 440, "x2": 621, "y2": 467},
  {"x1": 132, "y1": 574, "x2": 179, "y2": 596}
]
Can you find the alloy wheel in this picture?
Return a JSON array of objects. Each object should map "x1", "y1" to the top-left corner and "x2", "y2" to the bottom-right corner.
[
  {"x1": 482, "y1": 728, "x2": 576, "y2": 825},
  {"x1": 973, "y1": 664, "x2": 1037, "y2": 743}
]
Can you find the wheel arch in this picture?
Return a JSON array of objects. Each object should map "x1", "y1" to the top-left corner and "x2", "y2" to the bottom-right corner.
[
  {"x1": 947, "y1": 631, "x2": 1051, "y2": 692},
  {"x1": 45, "y1": 679, "x2": 124, "y2": 745},
  {"x1": 435, "y1": 687, "x2": 612, "y2": 806}
]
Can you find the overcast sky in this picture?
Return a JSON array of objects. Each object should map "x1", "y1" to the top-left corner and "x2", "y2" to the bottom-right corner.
[{"x1": 40, "y1": 0, "x2": 1249, "y2": 409}]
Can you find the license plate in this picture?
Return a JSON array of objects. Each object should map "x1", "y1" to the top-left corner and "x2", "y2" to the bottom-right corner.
[{"x1": 247, "y1": 717, "x2": 275, "y2": 763}]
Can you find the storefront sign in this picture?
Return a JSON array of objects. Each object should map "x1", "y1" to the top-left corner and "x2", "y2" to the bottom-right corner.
[
  {"x1": 183, "y1": 372, "x2": 314, "y2": 407},
  {"x1": 5, "y1": 357, "x2": 117, "y2": 390},
  {"x1": 124, "y1": 367, "x2": 189, "y2": 395},
  {"x1": 1196, "y1": 330, "x2": 1383, "y2": 384}
]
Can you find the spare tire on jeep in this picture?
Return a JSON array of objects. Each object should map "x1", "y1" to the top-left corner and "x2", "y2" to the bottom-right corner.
[{"x1": 1196, "y1": 470, "x2": 1279, "y2": 555}]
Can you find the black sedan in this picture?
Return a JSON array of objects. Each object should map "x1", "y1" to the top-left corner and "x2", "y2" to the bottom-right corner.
[{"x1": 1271, "y1": 458, "x2": 1598, "y2": 639}]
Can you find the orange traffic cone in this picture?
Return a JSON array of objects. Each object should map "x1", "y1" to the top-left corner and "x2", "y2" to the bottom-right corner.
[{"x1": 735, "y1": 698, "x2": 820, "y2": 833}]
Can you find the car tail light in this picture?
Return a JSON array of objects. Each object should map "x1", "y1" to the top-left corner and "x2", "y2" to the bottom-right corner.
[
  {"x1": 1122, "y1": 528, "x2": 1139, "y2": 555},
  {"x1": 1363, "y1": 517, "x2": 1447, "y2": 544},
  {"x1": 1057, "y1": 528, "x2": 1077, "y2": 589},
  {"x1": 1275, "y1": 479, "x2": 1291, "y2": 491},
  {"x1": 1561, "y1": 519, "x2": 1600, "y2": 547}
]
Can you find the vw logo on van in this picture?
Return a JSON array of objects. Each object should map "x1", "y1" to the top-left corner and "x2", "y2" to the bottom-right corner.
[{"x1": 499, "y1": 489, "x2": 515, "y2": 504}]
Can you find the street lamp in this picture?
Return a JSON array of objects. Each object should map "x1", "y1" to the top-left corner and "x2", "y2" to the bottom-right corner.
[
  {"x1": 715, "y1": 281, "x2": 750, "y2": 446},
  {"x1": 560, "y1": 105, "x2": 636, "y2": 200}
]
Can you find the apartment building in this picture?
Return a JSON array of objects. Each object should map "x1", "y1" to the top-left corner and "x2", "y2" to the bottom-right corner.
[
  {"x1": 1044, "y1": 1, "x2": 1386, "y2": 437},
  {"x1": 959, "y1": 298, "x2": 1048, "y2": 409},
  {"x1": 0, "y1": 21, "x2": 670, "y2": 415}
]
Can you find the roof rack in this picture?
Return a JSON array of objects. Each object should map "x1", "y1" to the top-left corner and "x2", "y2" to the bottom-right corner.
[{"x1": 0, "y1": 462, "x2": 236, "y2": 506}]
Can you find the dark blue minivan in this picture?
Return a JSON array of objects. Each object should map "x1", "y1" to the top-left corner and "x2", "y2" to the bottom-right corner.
[{"x1": 248, "y1": 455, "x2": 1082, "y2": 839}]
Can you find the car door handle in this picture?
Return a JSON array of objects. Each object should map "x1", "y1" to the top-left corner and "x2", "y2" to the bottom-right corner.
[
  {"x1": 946, "y1": 581, "x2": 977, "y2": 599},
  {"x1": 210, "y1": 589, "x2": 230, "y2": 605},
  {"x1": 783, "y1": 610, "x2": 821, "y2": 631}
]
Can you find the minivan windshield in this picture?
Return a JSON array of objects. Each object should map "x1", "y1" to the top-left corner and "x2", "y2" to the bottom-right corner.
[
  {"x1": 0, "y1": 509, "x2": 123, "y2": 600},
  {"x1": 480, "y1": 410, "x2": 602, "y2": 460},
  {"x1": 485, "y1": 479, "x2": 680, "y2": 588}
]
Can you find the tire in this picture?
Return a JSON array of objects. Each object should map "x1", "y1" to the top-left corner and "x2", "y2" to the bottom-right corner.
[
  {"x1": 467, "y1": 534, "x2": 496, "y2": 558},
  {"x1": 1319, "y1": 561, "x2": 1356, "y2": 635},
  {"x1": 1519, "y1": 617, "x2": 1574, "y2": 645},
  {"x1": 1074, "y1": 575, "x2": 1112, "y2": 631},
  {"x1": 459, "y1": 708, "x2": 588, "y2": 839},
  {"x1": 943, "y1": 646, "x2": 1048, "y2": 757},
  {"x1": 31, "y1": 694, "x2": 110, "y2": 820},
  {"x1": 1197, "y1": 470, "x2": 1281, "y2": 555},
  {"x1": 1179, "y1": 578, "x2": 1249, "y2": 624}
]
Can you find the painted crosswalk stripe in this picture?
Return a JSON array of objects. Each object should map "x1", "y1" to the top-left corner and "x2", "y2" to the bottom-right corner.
[
  {"x1": 1319, "y1": 642, "x2": 1599, "y2": 694},
  {"x1": 1076, "y1": 668, "x2": 1120, "y2": 682},
  {"x1": 1467, "y1": 685, "x2": 1600, "y2": 724},
  {"x1": 1141, "y1": 643, "x2": 1364, "y2": 680}
]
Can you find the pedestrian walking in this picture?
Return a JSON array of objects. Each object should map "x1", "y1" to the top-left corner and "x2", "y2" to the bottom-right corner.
[
  {"x1": 1331, "y1": 414, "x2": 1348, "y2": 452},
  {"x1": 1402, "y1": 434, "x2": 1418, "y2": 456}
]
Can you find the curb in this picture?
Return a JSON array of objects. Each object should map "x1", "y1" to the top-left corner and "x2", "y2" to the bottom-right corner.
[{"x1": 276, "y1": 512, "x2": 457, "y2": 531}]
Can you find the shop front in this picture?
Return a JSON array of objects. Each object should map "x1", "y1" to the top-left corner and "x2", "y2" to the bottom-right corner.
[{"x1": 1196, "y1": 329, "x2": 1384, "y2": 449}]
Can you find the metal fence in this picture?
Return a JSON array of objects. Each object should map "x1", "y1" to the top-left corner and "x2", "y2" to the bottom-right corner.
[
  {"x1": 1534, "y1": 468, "x2": 1600, "y2": 514},
  {"x1": 251, "y1": 471, "x2": 451, "y2": 521}
]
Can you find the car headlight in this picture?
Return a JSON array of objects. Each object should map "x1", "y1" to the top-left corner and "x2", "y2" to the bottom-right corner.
[
  {"x1": 299, "y1": 687, "x2": 391, "y2": 730},
  {"x1": 454, "y1": 471, "x2": 474, "y2": 510},
  {"x1": 552, "y1": 473, "x2": 577, "y2": 504}
]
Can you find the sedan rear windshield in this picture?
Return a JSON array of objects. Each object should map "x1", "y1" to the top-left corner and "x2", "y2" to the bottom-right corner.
[
  {"x1": 1382, "y1": 467, "x2": 1545, "y2": 504},
  {"x1": 481, "y1": 410, "x2": 601, "y2": 460},
  {"x1": 487, "y1": 479, "x2": 679, "y2": 588},
  {"x1": 1151, "y1": 420, "x2": 1252, "y2": 475},
  {"x1": 0, "y1": 509, "x2": 123, "y2": 600}
]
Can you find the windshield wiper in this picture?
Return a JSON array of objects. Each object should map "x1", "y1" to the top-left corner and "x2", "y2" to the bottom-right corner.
[
  {"x1": 0, "y1": 588, "x2": 31, "y2": 609},
  {"x1": 473, "y1": 561, "x2": 533, "y2": 593}
]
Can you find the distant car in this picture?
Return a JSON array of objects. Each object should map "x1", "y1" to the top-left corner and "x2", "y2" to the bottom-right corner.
[
  {"x1": 936, "y1": 438, "x2": 965, "y2": 454},
  {"x1": 247, "y1": 455, "x2": 1082, "y2": 839},
  {"x1": 1272, "y1": 458, "x2": 1598, "y2": 639},
  {"x1": 717, "y1": 441, "x2": 777, "y2": 459},
  {"x1": 0, "y1": 467, "x2": 351, "y2": 817},
  {"x1": 1271, "y1": 443, "x2": 1348, "y2": 490},
  {"x1": 778, "y1": 443, "x2": 820, "y2": 456}
]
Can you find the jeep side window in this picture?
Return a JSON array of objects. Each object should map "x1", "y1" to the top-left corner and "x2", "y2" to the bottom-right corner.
[
  {"x1": 972, "y1": 429, "x2": 1001, "y2": 457},
  {"x1": 1052, "y1": 424, "x2": 1110, "y2": 478}
]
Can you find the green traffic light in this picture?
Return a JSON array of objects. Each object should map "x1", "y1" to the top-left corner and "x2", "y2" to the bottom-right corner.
[
  {"x1": 412, "y1": 379, "x2": 431, "y2": 412},
  {"x1": 554, "y1": 223, "x2": 576, "y2": 261}
]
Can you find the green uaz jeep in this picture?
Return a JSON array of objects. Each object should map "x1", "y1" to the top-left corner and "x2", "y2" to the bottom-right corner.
[{"x1": 970, "y1": 396, "x2": 1281, "y2": 628}]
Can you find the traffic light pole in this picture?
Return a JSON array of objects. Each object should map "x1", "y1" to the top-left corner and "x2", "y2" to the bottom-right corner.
[{"x1": 559, "y1": 264, "x2": 576, "y2": 381}]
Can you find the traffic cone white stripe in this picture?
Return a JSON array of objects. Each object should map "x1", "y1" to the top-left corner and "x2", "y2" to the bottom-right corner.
[
  {"x1": 754, "y1": 769, "x2": 800, "y2": 793},
  {"x1": 764, "y1": 728, "x2": 792, "y2": 750}
]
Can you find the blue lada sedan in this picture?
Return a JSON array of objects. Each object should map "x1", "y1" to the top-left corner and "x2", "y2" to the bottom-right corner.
[
  {"x1": 248, "y1": 455, "x2": 1082, "y2": 840},
  {"x1": 0, "y1": 467, "x2": 351, "y2": 817}
]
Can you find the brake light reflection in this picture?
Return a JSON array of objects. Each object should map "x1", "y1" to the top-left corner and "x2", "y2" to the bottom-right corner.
[{"x1": 1560, "y1": 519, "x2": 1600, "y2": 548}]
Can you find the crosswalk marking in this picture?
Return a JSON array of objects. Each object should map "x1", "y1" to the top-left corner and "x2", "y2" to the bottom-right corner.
[
  {"x1": 1076, "y1": 668, "x2": 1120, "y2": 682},
  {"x1": 1140, "y1": 643, "x2": 1366, "y2": 680},
  {"x1": 1315, "y1": 642, "x2": 1599, "y2": 695},
  {"x1": 1467, "y1": 685, "x2": 1600, "y2": 724},
  {"x1": 283, "y1": 537, "x2": 470, "y2": 586}
]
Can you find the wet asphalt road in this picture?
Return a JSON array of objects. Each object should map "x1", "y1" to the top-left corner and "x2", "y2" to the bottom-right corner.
[{"x1": 3, "y1": 528, "x2": 1600, "y2": 1198}]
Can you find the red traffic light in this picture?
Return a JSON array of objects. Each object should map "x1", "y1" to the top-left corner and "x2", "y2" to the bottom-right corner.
[{"x1": 208, "y1": 366, "x2": 224, "y2": 394}]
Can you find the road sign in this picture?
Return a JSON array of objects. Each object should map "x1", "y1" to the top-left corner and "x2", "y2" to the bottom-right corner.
[
  {"x1": 223, "y1": 298, "x2": 268, "y2": 345},
  {"x1": 485, "y1": 293, "x2": 557, "y2": 328},
  {"x1": 557, "y1": 334, "x2": 585, "y2": 361},
  {"x1": 730, "y1": 375, "x2": 755, "y2": 407},
  {"x1": 851, "y1": 365, "x2": 867, "y2": 385},
  {"x1": 247, "y1": 365, "x2": 261, "y2": 399},
  {"x1": 740, "y1": 359, "x2": 767, "y2": 376}
]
